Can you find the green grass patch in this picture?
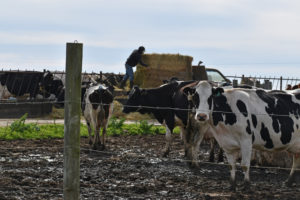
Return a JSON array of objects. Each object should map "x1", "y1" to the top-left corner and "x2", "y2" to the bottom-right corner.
[{"x1": 0, "y1": 115, "x2": 181, "y2": 140}]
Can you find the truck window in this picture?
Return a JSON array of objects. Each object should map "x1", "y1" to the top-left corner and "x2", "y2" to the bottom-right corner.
[{"x1": 206, "y1": 70, "x2": 227, "y2": 83}]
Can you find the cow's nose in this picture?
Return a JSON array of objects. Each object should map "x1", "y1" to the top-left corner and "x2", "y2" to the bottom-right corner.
[{"x1": 197, "y1": 113, "x2": 207, "y2": 121}]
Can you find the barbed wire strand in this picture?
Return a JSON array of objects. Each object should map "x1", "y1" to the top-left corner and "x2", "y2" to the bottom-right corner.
[{"x1": 0, "y1": 100, "x2": 299, "y2": 118}]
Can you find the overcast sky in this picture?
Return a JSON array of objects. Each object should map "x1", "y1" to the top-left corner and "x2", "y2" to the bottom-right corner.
[{"x1": 1, "y1": 0, "x2": 300, "y2": 78}]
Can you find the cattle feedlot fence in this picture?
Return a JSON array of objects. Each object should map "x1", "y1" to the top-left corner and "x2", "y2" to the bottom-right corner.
[{"x1": 227, "y1": 75, "x2": 300, "y2": 90}]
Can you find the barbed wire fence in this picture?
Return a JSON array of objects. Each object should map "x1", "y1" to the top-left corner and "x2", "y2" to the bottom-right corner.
[{"x1": 0, "y1": 69, "x2": 300, "y2": 198}]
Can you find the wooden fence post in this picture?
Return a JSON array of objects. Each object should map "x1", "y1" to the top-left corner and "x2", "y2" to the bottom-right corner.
[{"x1": 63, "y1": 42, "x2": 83, "y2": 199}]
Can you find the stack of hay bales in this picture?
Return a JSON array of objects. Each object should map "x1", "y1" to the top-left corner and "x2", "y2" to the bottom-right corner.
[{"x1": 134, "y1": 54, "x2": 193, "y2": 88}]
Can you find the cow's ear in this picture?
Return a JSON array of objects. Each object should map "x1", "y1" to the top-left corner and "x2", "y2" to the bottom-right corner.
[
  {"x1": 133, "y1": 86, "x2": 140, "y2": 92},
  {"x1": 213, "y1": 87, "x2": 224, "y2": 97},
  {"x1": 182, "y1": 87, "x2": 195, "y2": 96}
]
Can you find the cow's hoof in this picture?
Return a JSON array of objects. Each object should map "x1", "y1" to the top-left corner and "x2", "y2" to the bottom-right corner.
[
  {"x1": 100, "y1": 144, "x2": 106, "y2": 151},
  {"x1": 92, "y1": 145, "x2": 98, "y2": 150},
  {"x1": 241, "y1": 181, "x2": 251, "y2": 192},
  {"x1": 229, "y1": 185, "x2": 236, "y2": 191},
  {"x1": 184, "y1": 150, "x2": 188, "y2": 158},
  {"x1": 162, "y1": 150, "x2": 169, "y2": 158},
  {"x1": 187, "y1": 161, "x2": 199, "y2": 169},
  {"x1": 229, "y1": 180, "x2": 236, "y2": 191},
  {"x1": 208, "y1": 156, "x2": 215, "y2": 163},
  {"x1": 217, "y1": 156, "x2": 224, "y2": 163},
  {"x1": 285, "y1": 179, "x2": 293, "y2": 187}
]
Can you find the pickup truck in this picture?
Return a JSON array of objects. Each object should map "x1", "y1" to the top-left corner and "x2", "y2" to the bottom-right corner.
[{"x1": 191, "y1": 62, "x2": 231, "y2": 86}]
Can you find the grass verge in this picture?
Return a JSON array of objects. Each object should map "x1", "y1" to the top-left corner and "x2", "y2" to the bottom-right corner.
[{"x1": 0, "y1": 115, "x2": 180, "y2": 140}]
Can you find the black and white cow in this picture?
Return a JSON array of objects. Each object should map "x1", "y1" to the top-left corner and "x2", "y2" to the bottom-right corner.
[
  {"x1": 184, "y1": 80, "x2": 300, "y2": 189},
  {"x1": 0, "y1": 71, "x2": 45, "y2": 99},
  {"x1": 0, "y1": 70, "x2": 63, "y2": 100},
  {"x1": 82, "y1": 83, "x2": 114, "y2": 150},
  {"x1": 41, "y1": 72, "x2": 64, "y2": 99},
  {"x1": 123, "y1": 80, "x2": 198, "y2": 157}
]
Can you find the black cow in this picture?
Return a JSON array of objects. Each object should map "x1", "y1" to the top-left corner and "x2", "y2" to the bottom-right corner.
[
  {"x1": 41, "y1": 72, "x2": 64, "y2": 99},
  {"x1": 54, "y1": 82, "x2": 90, "y2": 108},
  {"x1": 123, "y1": 80, "x2": 196, "y2": 157},
  {"x1": 0, "y1": 71, "x2": 55, "y2": 99}
]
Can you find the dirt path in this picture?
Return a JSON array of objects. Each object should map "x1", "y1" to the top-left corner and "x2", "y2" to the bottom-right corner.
[{"x1": 0, "y1": 135, "x2": 299, "y2": 199}]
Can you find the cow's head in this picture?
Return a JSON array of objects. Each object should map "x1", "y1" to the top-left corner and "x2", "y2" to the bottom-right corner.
[
  {"x1": 41, "y1": 71, "x2": 54, "y2": 88},
  {"x1": 184, "y1": 81, "x2": 224, "y2": 122},
  {"x1": 40, "y1": 71, "x2": 65, "y2": 99},
  {"x1": 0, "y1": 73, "x2": 7, "y2": 86},
  {"x1": 123, "y1": 86, "x2": 146, "y2": 114}
]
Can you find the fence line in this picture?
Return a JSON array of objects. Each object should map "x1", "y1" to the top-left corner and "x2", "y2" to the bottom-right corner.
[
  {"x1": 227, "y1": 75, "x2": 300, "y2": 90},
  {"x1": 0, "y1": 100, "x2": 298, "y2": 118}
]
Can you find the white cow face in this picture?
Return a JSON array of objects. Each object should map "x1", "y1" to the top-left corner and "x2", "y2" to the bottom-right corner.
[
  {"x1": 184, "y1": 81, "x2": 225, "y2": 123},
  {"x1": 193, "y1": 81, "x2": 214, "y2": 122}
]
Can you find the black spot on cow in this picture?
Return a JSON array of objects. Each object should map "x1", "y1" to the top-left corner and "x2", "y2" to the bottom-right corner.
[
  {"x1": 252, "y1": 134, "x2": 255, "y2": 143},
  {"x1": 88, "y1": 86, "x2": 113, "y2": 118},
  {"x1": 236, "y1": 100, "x2": 248, "y2": 117},
  {"x1": 297, "y1": 124, "x2": 299, "y2": 130},
  {"x1": 207, "y1": 95, "x2": 213, "y2": 110},
  {"x1": 212, "y1": 92, "x2": 237, "y2": 126},
  {"x1": 260, "y1": 122, "x2": 274, "y2": 149},
  {"x1": 192, "y1": 93, "x2": 200, "y2": 108},
  {"x1": 246, "y1": 120, "x2": 251, "y2": 134},
  {"x1": 256, "y1": 89, "x2": 300, "y2": 144},
  {"x1": 251, "y1": 114, "x2": 257, "y2": 128}
]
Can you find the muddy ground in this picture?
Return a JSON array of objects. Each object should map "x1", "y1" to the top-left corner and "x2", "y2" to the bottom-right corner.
[{"x1": 0, "y1": 135, "x2": 300, "y2": 200}]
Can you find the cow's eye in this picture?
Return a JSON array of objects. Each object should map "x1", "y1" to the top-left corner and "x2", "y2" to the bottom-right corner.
[{"x1": 192, "y1": 94, "x2": 200, "y2": 107}]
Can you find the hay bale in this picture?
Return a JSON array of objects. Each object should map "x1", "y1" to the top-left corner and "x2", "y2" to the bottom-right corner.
[{"x1": 134, "y1": 54, "x2": 193, "y2": 88}]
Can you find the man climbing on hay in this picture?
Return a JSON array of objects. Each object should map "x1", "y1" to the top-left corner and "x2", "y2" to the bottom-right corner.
[{"x1": 119, "y1": 46, "x2": 148, "y2": 89}]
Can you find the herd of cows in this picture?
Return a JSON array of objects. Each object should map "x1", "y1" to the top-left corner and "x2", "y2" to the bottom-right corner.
[
  {"x1": 1, "y1": 70, "x2": 300, "y2": 190},
  {"x1": 123, "y1": 79, "x2": 300, "y2": 190}
]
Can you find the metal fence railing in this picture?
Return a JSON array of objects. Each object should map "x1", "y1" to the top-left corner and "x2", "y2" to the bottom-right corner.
[{"x1": 226, "y1": 75, "x2": 300, "y2": 90}]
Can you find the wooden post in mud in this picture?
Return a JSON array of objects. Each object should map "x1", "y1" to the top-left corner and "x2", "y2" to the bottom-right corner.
[{"x1": 63, "y1": 42, "x2": 82, "y2": 199}]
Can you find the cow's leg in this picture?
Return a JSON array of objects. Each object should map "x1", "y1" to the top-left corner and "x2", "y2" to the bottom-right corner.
[
  {"x1": 93, "y1": 125, "x2": 101, "y2": 150},
  {"x1": 86, "y1": 121, "x2": 93, "y2": 145},
  {"x1": 163, "y1": 125, "x2": 172, "y2": 157},
  {"x1": 240, "y1": 144, "x2": 252, "y2": 190},
  {"x1": 186, "y1": 129, "x2": 205, "y2": 168},
  {"x1": 179, "y1": 127, "x2": 189, "y2": 157},
  {"x1": 286, "y1": 154, "x2": 300, "y2": 186},
  {"x1": 217, "y1": 148, "x2": 224, "y2": 163},
  {"x1": 101, "y1": 126, "x2": 107, "y2": 150},
  {"x1": 225, "y1": 151, "x2": 238, "y2": 191},
  {"x1": 209, "y1": 139, "x2": 216, "y2": 162},
  {"x1": 191, "y1": 134, "x2": 203, "y2": 168}
]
